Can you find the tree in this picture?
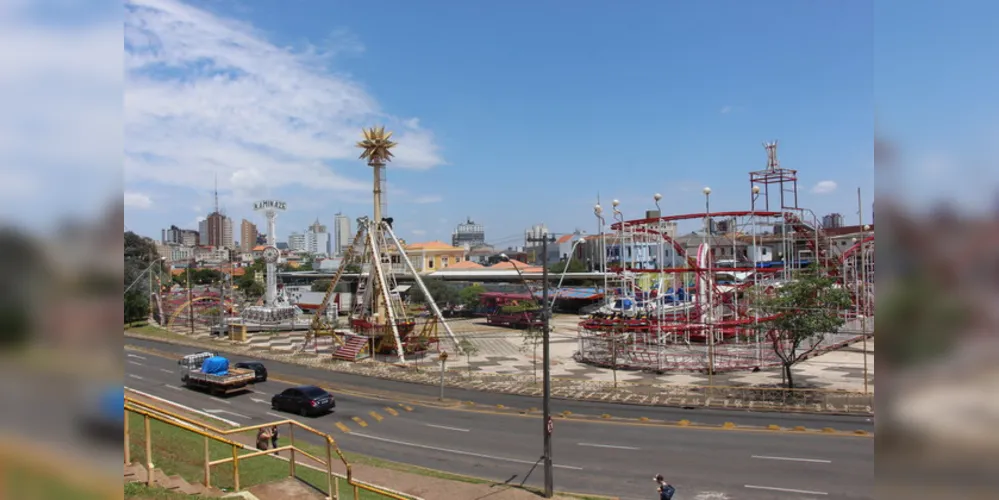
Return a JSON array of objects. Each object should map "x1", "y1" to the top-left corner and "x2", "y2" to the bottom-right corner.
[
  {"x1": 458, "y1": 284, "x2": 486, "y2": 311},
  {"x1": 312, "y1": 279, "x2": 332, "y2": 293},
  {"x1": 457, "y1": 337, "x2": 479, "y2": 376},
  {"x1": 410, "y1": 278, "x2": 459, "y2": 306},
  {"x1": 549, "y1": 259, "x2": 587, "y2": 274},
  {"x1": 751, "y1": 265, "x2": 852, "y2": 389},
  {"x1": 241, "y1": 280, "x2": 265, "y2": 299},
  {"x1": 345, "y1": 263, "x2": 362, "y2": 274},
  {"x1": 124, "y1": 231, "x2": 166, "y2": 324}
]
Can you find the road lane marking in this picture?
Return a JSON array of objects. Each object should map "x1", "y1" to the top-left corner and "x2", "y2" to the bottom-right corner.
[
  {"x1": 577, "y1": 442, "x2": 640, "y2": 450},
  {"x1": 250, "y1": 397, "x2": 269, "y2": 405},
  {"x1": 204, "y1": 409, "x2": 250, "y2": 420},
  {"x1": 165, "y1": 385, "x2": 183, "y2": 391},
  {"x1": 369, "y1": 411, "x2": 384, "y2": 422},
  {"x1": 744, "y1": 485, "x2": 828, "y2": 495},
  {"x1": 384, "y1": 407, "x2": 399, "y2": 416},
  {"x1": 350, "y1": 432, "x2": 584, "y2": 470},
  {"x1": 159, "y1": 368, "x2": 172, "y2": 374},
  {"x1": 127, "y1": 354, "x2": 147, "y2": 360},
  {"x1": 266, "y1": 411, "x2": 303, "y2": 424},
  {"x1": 128, "y1": 361, "x2": 143, "y2": 366},
  {"x1": 209, "y1": 397, "x2": 231, "y2": 405},
  {"x1": 397, "y1": 403, "x2": 413, "y2": 412},
  {"x1": 128, "y1": 374, "x2": 144, "y2": 380},
  {"x1": 424, "y1": 424, "x2": 469, "y2": 432},
  {"x1": 124, "y1": 387, "x2": 239, "y2": 426},
  {"x1": 751, "y1": 455, "x2": 831, "y2": 463},
  {"x1": 335, "y1": 422, "x2": 351, "y2": 433},
  {"x1": 351, "y1": 416, "x2": 368, "y2": 427}
]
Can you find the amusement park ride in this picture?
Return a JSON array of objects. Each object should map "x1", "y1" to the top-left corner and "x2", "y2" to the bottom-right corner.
[
  {"x1": 577, "y1": 141, "x2": 875, "y2": 373},
  {"x1": 297, "y1": 127, "x2": 459, "y2": 362}
]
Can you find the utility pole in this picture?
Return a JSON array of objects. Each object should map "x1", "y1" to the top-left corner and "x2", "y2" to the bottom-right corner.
[{"x1": 526, "y1": 232, "x2": 555, "y2": 498}]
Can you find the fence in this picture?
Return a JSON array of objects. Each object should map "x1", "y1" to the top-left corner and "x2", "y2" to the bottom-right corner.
[{"x1": 124, "y1": 394, "x2": 409, "y2": 499}]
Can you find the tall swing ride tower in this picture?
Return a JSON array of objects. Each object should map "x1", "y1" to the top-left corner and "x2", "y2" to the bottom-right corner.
[{"x1": 301, "y1": 127, "x2": 458, "y2": 362}]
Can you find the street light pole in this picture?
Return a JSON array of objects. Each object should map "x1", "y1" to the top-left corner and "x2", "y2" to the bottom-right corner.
[
  {"x1": 703, "y1": 187, "x2": 715, "y2": 386},
  {"x1": 751, "y1": 185, "x2": 761, "y2": 365},
  {"x1": 593, "y1": 204, "x2": 607, "y2": 305},
  {"x1": 523, "y1": 233, "x2": 555, "y2": 498}
]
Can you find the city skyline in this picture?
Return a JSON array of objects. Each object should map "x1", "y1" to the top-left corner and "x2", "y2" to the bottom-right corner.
[{"x1": 123, "y1": 0, "x2": 880, "y2": 244}]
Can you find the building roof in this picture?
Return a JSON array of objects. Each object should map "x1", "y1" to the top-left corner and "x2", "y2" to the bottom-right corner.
[
  {"x1": 252, "y1": 245, "x2": 268, "y2": 251},
  {"x1": 488, "y1": 259, "x2": 530, "y2": 270},
  {"x1": 448, "y1": 260, "x2": 484, "y2": 269},
  {"x1": 405, "y1": 241, "x2": 464, "y2": 252},
  {"x1": 556, "y1": 234, "x2": 575, "y2": 244}
]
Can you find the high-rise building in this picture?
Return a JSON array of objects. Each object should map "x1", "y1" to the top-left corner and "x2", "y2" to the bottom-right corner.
[
  {"x1": 306, "y1": 218, "x2": 330, "y2": 256},
  {"x1": 288, "y1": 232, "x2": 306, "y2": 252},
  {"x1": 162, "y1": 225, "x2": 198, "y2": 246},
  {"x1": 240, "y1": 219, "x2": 259, "y2": 252},
  {"x1": 822, "y1": 213, "x2": 844, "y2": 229},
  {"x1": 201, "y1": 212, "x2": 233, "y2": 248},
  {"x1": 334, "y1": 212, "x2": 351, "y2": 256},
  {"x1": 452, "y1": 217, "x2": 486, "y2": 248}
]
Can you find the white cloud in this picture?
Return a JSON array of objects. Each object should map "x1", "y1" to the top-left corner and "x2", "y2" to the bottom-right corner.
[
  {"x1": 124, "y1": 191, "x2": 153, "y2": 209},
  {"x1": 811, "y1": 180, "x2": 838, "y2": 194},
  {"x1": 123, "y1": 0, "x2": 445, "y2": 208},
  {"x1": 411, "y1": 194, "x2": 443, "y2": 204},
  {"x1": 719, "y1": 105, "x2": 733, "y2": 114}
]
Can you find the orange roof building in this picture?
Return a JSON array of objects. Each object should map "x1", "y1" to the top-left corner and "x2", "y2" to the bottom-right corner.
[{"x1": 401, "y1": 241, "x2": 468, "y2": 273}]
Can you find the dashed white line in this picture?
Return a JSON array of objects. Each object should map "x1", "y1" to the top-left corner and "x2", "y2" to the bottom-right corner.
[
  {"x1": 744, "y1": 485, "x2": 828, "y2": 495},
  {"x1": 165, "y1": 385, "x2": 183, "y2": 391},
  {"x1": 159, "y1": 368, "x2": 173, "y2": 374},
  {"x1": 578, "y1": 442, "x2": 640, "y2": 450},
  {"x1": 127, "y1": 361, "x2": 143, "y2": 366},
  {"x1": 127, "y1": 354, "x2": 147, "y2": 360},
  {"x1": 128, "y1": 374, "x2": 144, "y2": 380},
  {"x1": 751, "y1": 455, "x2": 832, "y2": 464},
  {"x1": 209, "y1": 396, "x2": 231, "y2": 405},
  {"x1": 351, "y1": 432, "x2": 584, "y2": 470},
  {"x1": 203, "y1": 409, "x2": 250, "y2": 420},
  {"x1": 424, "y1": 424, "x2": 469, "y2": 432},
  {"x1": 250, "y1": 397, "x2": 270, "y2": 405}
]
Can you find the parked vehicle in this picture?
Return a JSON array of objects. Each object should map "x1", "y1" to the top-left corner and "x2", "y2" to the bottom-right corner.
[
  {"x1": 270, "y1": 385, "x2": 335, "y2": 417},
  {"x1": 234, "y1": 361, "x2": 268, "y2": 382},
  {"x1": 179, "y1": 353, "x2": 255, "y2": 395}
]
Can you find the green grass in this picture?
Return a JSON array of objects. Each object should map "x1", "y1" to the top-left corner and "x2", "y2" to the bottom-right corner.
[
  {"x1": 124, "y1": 483, "x2": 197, "y2": 499},
  {"x1": 127, "y1": 412, "x2": 396, "y2": 499}
]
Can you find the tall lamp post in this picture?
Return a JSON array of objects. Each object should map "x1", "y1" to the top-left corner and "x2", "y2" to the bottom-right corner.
[
  {"x1": 501, "y1": 241, "x2": 555, "y2": 498},
  {"x1": 703, "y1": 187, "x2": 715, "y2": 384},
  {"x1": 593, "y1": 204, "x2": 607, "y2": 305},
  {"x1": 751, "y1": 185, "x2": 761, "y2": 365}
]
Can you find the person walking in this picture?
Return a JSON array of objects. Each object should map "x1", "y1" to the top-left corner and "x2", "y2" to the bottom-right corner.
[{"x1": 654, "y1": 474, "x2": 675, "y2": 500}]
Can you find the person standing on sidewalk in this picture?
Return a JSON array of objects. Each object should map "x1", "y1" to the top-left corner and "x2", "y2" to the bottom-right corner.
[
  {"x1": 270, "y1": 425, "x2": 280, "y2": 452},
  {"x1": 256, "y1": 427, "x2": 270, "y2": 451}
]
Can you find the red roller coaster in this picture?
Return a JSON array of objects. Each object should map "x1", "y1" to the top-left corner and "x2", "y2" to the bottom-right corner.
[{"x1": 576, "y1": 141, "x2": 874, "y2": 373}]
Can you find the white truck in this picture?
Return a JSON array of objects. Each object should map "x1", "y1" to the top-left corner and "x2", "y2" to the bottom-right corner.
[{"x1": 179, "y1": 351, "x2": 255, "y2": 395}]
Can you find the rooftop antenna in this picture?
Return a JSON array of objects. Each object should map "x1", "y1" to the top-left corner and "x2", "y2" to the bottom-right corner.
[{"x1": 763, "y1": 140, "x2": 780, "y2": 171}]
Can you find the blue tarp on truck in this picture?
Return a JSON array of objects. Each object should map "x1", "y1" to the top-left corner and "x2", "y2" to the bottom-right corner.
[{"x1": 201, "y1": 356, "x2": 230, "y2": 375}]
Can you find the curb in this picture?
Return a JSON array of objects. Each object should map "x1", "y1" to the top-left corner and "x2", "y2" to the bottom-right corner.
[{"x1": 124, "y1": 331, "x2": 874, "y2": 417}]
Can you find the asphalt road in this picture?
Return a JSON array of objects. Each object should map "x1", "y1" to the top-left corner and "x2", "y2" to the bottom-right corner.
[
  {"x1": 125, "y1": 346, "x2": 873, "y2": 499},
  {"x1": 125, "y1": 337, "x2": 874, "y2": 432}
]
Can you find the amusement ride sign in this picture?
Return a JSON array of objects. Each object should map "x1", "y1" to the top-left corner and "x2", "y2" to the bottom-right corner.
[{"x1": 254, "y1": 200, "x2": 287, "y2": 211}]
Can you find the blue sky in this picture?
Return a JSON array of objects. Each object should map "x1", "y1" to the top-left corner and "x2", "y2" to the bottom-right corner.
[{"x1": 123, "y1": 0, "x2": 877, "y2": 246}]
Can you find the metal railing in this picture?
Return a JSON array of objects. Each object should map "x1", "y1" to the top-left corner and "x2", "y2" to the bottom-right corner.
[{"x1": 124, "y1": 394, "x2": 409, "y2": 499}]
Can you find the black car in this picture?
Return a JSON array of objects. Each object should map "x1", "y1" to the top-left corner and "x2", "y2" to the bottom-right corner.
[
  {"x1": 271, "y1": 385, "x2": 335, "y2": 417},
  {"x1": 234, "y1": 361, "x2": 267, "y2": 382}
]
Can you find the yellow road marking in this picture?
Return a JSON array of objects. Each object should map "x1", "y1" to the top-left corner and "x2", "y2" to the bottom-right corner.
[
  {"x1": 384, "y1": 407, "x2": 399, "y2": 416},
  {"x1": 335, "y1": 422, "x2": 351, "y2": 433},
  {"x1": 369, "y1": 411, "x2": 384, "y2": 422},
  {"x1": 351, "y1": 416, "x2": 368, "y2": 427},
  {"x1": 397, "y1": 403, "x2": 413, "y2": 412}
]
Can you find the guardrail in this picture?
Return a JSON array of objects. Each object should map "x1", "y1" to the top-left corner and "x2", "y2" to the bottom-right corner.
[{"x1": 124, "y1": 394, "x2": 409, "y2": 499}]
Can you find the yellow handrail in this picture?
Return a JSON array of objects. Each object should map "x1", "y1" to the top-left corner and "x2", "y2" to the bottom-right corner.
[{"x1": 124, "y1": 393, "x2": 408, "y2": 500}]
